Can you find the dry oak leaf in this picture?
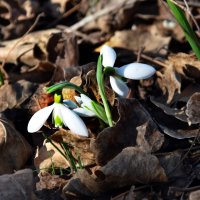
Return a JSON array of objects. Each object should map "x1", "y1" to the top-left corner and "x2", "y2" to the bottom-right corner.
[
  {"x1": 101, "y1": 25, "x2": 170, "y2": 55},
  {"x1": 157, "y1": 53, "x2": 200, "y2": 104},
  {"x1": 91, "y1": 98, "x2": 164, "y2": 166},
  {"x1": 156, "y1": 63, "x2": 181, "y2": 104},
  {"x1": 63, "y1": 147, "x2": 167, "y2": 198}
]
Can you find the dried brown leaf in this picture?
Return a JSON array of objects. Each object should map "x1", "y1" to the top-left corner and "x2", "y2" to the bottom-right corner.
[
  {"x1": 35, "y1": 129, "x2": 95, "y2": 172},
  {"x1": 91, "y1": 98, "x2": 164, "y2": 165},
  {"x1": 0, "y1": 115, "x2": 32, "y2": 175},
  {"x1": 84, "y1": 70, "x2": 115, "y2": 106},
  {"x1": 157, "y1": 64, "x2": 181, "y2": 104},
  {"x1": 99, "y1": 147, "x2": 167, "y2": 186},
  {"x1": 36, "y1": 172, "x2": 67, "y2": 190},
  {"x1": 0, "y1": 80, "x2": 37, "y2": 112},
  {"x1": 157, "y1": 53, "x2": 200, "y2": 104},
  {"x1": 0, "y1": 169, "x2": 36, "y2": 200},
  {"x1": 51, "y1": 129, "x2": 95, "y2": 167},
  {"x1": 47, "y1": 32, "x2": 79, "y2": 82},
  {"x1": 103, "y1": 26, "x2": 170, "y2": 55},
  {"x1": 159, "y1": 125, "x2": 199, "y2": 139},
  {"x1": 186, "y1": 92, "x2": 200, "y2": 124},
  {"x1": 63, "y1": 147, "x2": 167, "y2": 198},
  {"x1": 34, "y1": 141, "x2": 70, "y2": 172},
  {"x1": 189, "y1": 190, "x2": 200, "y2": 200}
]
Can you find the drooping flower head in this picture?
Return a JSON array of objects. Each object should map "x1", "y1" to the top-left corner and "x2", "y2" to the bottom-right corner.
[
  {"x1": 27, "y1": 93, "x2": 88, "y2": 137},
  {"x1": 100, "y1": 45, "x2": 156, "y2": 97}
]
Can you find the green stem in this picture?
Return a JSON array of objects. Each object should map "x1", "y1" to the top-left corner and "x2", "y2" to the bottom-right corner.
[
  {"x1": 0, "y1": 71, "x2": 4, "y2": 86},
  {"x1": 96, "y1": 55, "x2": 113, "y2": 127},
  {"x1": 61, "y1": 142, "x2": 77, "y2": 172},
  {"x1": 42, "y1": 133, "x2": 68, "y2": 161}
]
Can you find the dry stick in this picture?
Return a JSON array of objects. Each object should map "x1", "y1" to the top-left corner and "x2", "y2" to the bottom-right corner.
[
  {"x1": 47, "y1": 3, "x2": 81, "y2": 28},
  {"x1": 170, "y1": 185, "x2": 200, "y2": 193},
  {"x1": 67, "y1": 0, "x2": 136, "y2": 31},
  {"x1": 134, "y1": 52, "x2": 168, "y2": 68},
  {"x1": 183, "y1": 0, "x2": 200, "y2": 32},
  {"x1": 1, "y1": 13, "x2": 44, "y2": 80}
]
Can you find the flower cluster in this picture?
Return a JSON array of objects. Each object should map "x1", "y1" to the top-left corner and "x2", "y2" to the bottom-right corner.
[{"x1": 27, "y1": 45, "x2": 156, "y2": 137}]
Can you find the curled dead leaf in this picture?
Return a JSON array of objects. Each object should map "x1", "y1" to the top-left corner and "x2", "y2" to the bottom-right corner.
[
  {"x1": 186, "y1": 92, "x2": 200, "y2": 124},
  {"x1": 0, "y1": 115, "x2": 32, "y2": 175}
]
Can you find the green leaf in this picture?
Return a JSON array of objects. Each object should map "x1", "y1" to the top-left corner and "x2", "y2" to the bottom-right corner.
[
  {"x1": 46, "y1": 82, "x2": 86, "y2": 95},
  {"x1": 0, "y1": 71, "x2": 4, "y2": 86},
  {"x1": 90, "y1": 101, "x2": 108, "y2": 124},
  {"x1": 167, "y1": 0, "x2": 200, "y2": 60},
  {"x1": 96, "y1": 55, "x2": 113, "y2": 126}
]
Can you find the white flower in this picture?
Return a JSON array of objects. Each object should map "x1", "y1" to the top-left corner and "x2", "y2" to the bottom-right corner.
[
  {"x1": 27, "y1": 103, "x2": 88, "y2": 137},
  {"x1": 73, "y1": 94, "x2": 98, "y2": 117},
  {"x1": 73, "y1": 94, "x2": 108, "y2": 124},
  {"x1": 100, "y1": 45, "x2": 156, "y2": 97}
]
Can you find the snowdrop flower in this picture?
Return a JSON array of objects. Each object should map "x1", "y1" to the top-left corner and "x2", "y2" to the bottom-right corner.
[
  {"x1": 63, "y1": 94, "x2": 108, "y2": 124},
  {"x1": 27, "y1": 94, "x2": 88, "y2": 137},
  {"x1": 100, "y1": 45, "x2": 156, "y2": 97},
  {"x1": 63, "y1": 95, "x2": 96, "y2": 117},
  {"x1": 73, "y1": 94, "x2": 97, "y2": 117}
]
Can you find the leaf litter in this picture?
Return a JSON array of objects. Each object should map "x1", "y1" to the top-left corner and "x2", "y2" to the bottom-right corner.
[{"x1": 1, "y1": 0, "x2": 200, "y2": 200}]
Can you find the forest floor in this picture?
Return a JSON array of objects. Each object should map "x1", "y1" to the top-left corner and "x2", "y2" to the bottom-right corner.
[{"x1": 1, "y1": 0, "x2": 200, "y2": 200}]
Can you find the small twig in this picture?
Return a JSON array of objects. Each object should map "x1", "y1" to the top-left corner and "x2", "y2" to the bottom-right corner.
[
  {"x1": 136, "y1": 47, "x2": 144, "y2": 62},
  {"x1": 67, "y1": 0, "x2": 137, "y2": 31},
  {"x1": 1, "y1": 13, "x2": 44, "y2": 80},
  {"x1": 134, "y1": 52, "x2": 168, "y2": 68},
  {"x1": 177, "y1": 0, "x2": 200, "y2": 8},
  {"x1": 183, "y1": 0, "x2": 200, "y2": 32},
  {"x1": 165, "y1": 0, "x2": 200, "y2": 32},
  {"x1": 46, "y1": 3, "x2": 80, "y2": 28},
  {"x1": 169, "y1": 185, "x2": 200, "y2": 192}
]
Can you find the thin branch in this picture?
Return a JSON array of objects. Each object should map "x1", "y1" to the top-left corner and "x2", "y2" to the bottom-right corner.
[{"x1": 67, "y1": 0, "x2": 138, "y2": 32}]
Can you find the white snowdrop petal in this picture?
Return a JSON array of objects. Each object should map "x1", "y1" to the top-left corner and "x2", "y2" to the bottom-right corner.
[
  {"x1": 59, "y1": 104, "x2": 88, "y2": 137},
  {"x1": 100, "y1": 45, "x2": 116, "y2": 67},
  {"x1": 27, "y1": 104, "x2": 55, "y2": 133},
  {"x1": 80, "y1": 94, "x2": 92, "y2": 108},
  {"x1": 63, "y1": 100, "x2": 78, "y2": 109},
  {"x1": 73, "y1": 108, "x2": 96, "y2": 117},
  {"x1": 110, "y1": 76, "x2": 129, "y2": 97},
  {"x1": 115, "y1": 63, "x2": 156, "y2": 80},
  {"x1": 74, "y1": 96, "x2": 82, "y2": 104}
]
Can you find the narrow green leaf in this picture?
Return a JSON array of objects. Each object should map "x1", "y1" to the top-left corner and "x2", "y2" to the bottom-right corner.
[
  {"x1": 167, "y1": 0, "x2": 200, "y2": 59},
  {"x1": 0, "y1": 71, "x2": 4, "y2": 86},
  {"x1": 90, "y1": 101, "x2": 108, "y2": 124},
  {"x1": 96, "y1": 55, "x2": 113, "y2": 127},
  {"x1": 46, "y1": 82, "x2": 86, "y2": 95}
]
